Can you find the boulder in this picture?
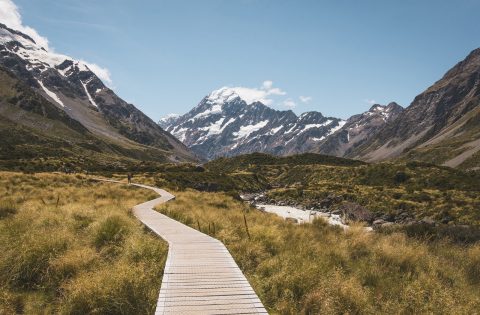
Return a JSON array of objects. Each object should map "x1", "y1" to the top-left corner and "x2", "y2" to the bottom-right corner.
[
  {"x1": 373, "y1": 219, "x2": 387, "y2": 225},
  {"x1": 421, "y1": 217, "x2": 436, "y2": 225},
  {"x1": 337, "y1": 202, "x2": 374, "y2": 223}
]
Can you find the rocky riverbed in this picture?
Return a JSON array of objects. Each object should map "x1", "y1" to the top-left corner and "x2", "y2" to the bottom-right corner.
[{"x1": 240, "y1": 192, "x2": 429, "y2": 229}]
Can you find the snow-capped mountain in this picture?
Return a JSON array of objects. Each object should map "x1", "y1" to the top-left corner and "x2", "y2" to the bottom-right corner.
[
  {"x1": 0, "y1": 22, "x2": 195, "y2": 164},
  {"x1": 160, "y1": 87, "x2": 345, "y2": 160},
  {"x1": 314, "y1": 102, "x2": 404, "y2": 157}
]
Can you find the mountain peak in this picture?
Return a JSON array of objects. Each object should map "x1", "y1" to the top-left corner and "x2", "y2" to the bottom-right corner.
[
  {"x1": 206, "y1": 87, "x2": 242, "y2": 106},
  {"x1": 0, "y1": 23, "x2": 36, "y2": 45},
  {"x1": 368, "y1": 102, "x2": 402, "y2": 113}
]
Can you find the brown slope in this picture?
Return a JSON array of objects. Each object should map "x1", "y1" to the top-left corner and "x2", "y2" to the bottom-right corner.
[{"x1": 349, "y1": 48, "x2": 480, "y2": 168}]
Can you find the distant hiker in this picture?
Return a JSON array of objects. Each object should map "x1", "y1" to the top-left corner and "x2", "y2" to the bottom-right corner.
[{"x1": 127, "y1": 173, "x2": 132, "y2": 184}]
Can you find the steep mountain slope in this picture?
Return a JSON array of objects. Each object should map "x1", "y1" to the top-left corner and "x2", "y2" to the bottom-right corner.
[
  {"x1": 350, "y1": 48, "x2": 480, "y2": 168},
  {"x1": 0, "y1": 23, "x2": 195, "y2": 166},
  {"x1": 161, "y1": 87, "x2": 345, "y2": 160},
  {"x1": 315, "y1": 102, "x2": 404, "y2": 156}
]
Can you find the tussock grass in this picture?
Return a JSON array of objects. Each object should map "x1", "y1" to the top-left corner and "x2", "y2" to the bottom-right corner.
[
  {"x1": 0, "y1": 172, "x2": 166, "y2": 314},
  {"x1": 157, "y1": 190, "x2": 480, "y2": 314}
]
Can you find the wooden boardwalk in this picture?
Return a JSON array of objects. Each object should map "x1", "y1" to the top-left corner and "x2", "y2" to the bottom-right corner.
[{"x1": 97, "y1": 179, "x2": 267, "y2": 315}]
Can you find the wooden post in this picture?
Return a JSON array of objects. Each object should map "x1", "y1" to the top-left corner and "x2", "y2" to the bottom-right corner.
[
  {"x1": 56, "y1": 195, "x2": 60, "y2": 208},
  {"x1": 212, "y1": 222, "x2": 216, "y2": 235},
  {"x1": 197, "y1": 218, "x2": 201, "y2": 232},
  {"x1": 243, "y1": 214, "x2": 251, "y2": 240}
]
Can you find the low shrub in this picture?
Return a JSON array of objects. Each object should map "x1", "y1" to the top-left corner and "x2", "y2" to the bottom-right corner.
[
  {"x1": 94, "y1": 215, "x2": 131, "y2": 248},
  {"x1": 0, "y1": 201, "x2": 17, "y2": 218}
]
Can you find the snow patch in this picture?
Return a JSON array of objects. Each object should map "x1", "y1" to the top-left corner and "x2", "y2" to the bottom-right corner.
[
  {"x1": 172, "y1": 127, "x2": 188, "y2": 142},
  {"x1": 233, "y1": 120, "x2": 269, "y2": 139},
  {"x1": 81, "y1": 80, "x2": 97, "y2": 107},
  {"x1": 193, "y1": 104, "x2": 222, "y2": 119},
  {"x1": 269, "y1": 126, "x2": 283, "y2": 135},
  {"x1": 37, "y1": 79, "x2": 64, "y2": 107},
  {"x1": 326, "y1": 120, "x2": 346, "y2": 136},
  {"x1": 302, "y1": 119, "x2": 333, "y2": 131},
  {"x1": 206, "y1": 87, "x2": 239, "y2": 106}
]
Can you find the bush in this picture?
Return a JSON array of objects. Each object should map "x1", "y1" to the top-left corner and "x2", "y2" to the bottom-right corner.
[
  {"x1": 0, "y1": 201, "x2": 17, "y2": 218},
  {"x1": 94, "y1": 215, "x2": 130, "y2": 248},
  {"x1": 0, "y1": 232, "x2": 70, "y2": 289},
  {"x1": 60, "y1": 263, "x2": 157, "y2": 315},
  {"x1": 394, "y1": 171, "x2": 410, "y2": 183},
  {"x1": 401, "y1": 223, "x2": 480, "y2": 244}
]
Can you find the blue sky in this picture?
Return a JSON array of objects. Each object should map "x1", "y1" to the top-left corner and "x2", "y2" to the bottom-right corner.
[{"x1": 4, "y1": 0, "x2": 480, "y2": 119}]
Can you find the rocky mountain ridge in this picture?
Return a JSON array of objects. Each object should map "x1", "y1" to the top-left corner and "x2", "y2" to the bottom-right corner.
[
  {"x1": 349, "y1": 48, "x2": 480, "y2": 168},
  {"x1": 161, "y1": 87, "x2": 402, "y2": 161},
  {"x1": 163, "y1": 48, "x2": 480, "y2": 168},
  {"x1": 161, "y1": 87, "x2": 348, "y2": 160},
  {"x1": 0, "y1": 22, "x2": 195, "y2": 166}
]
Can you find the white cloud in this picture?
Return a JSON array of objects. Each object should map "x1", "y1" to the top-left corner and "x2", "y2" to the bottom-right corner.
[
  {"x1": 81, "y1": 60, "x2": 113, "y2": 86},
  {"x1": 0, "y1": 0, "x2": 49, "y2": 49},
  {"x1": 0, "y1": 0, "x2": 113, "y2": 86},
  {"x1": 364, "y1": 99, "x2": 377, "y2": 105},
  {"x1": 299, "y1": 96, "x2": 312, "y2": 103},
  {"x1": 229, "y1": 80, "x2": 286, "y2": 105},
  {"x1": 283, "y1": 98, "x2": 296, "y2": 109},
  {"x1": 262, "y1": 80, "x2": 273, "y2": 90}
]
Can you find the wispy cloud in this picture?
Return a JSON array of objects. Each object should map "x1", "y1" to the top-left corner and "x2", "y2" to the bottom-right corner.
[
  {"x1": 227, "y1": 80, "x2": 286, "y2": 105},
  {"x1": 283, "y1": 98, "x2": 297, "y2": 109},
  {"x1": 81, "y1": 60, "x2": 113, "y2": 86},
  {"x1": 0, "y1": 0, "x2": 49, "y2": 49},
  {"x1": 0, "y1": 0, "x2": 113, "y2": 86},
  {"x1": 364, "y1": 98, "x2": 377, "y2": 105},
  {"x1": 299, "y1": 96, "x2": 312, "y2": 103},
  {"x1": 41, "y1": 17, "x2": 117, "y2": 32}
]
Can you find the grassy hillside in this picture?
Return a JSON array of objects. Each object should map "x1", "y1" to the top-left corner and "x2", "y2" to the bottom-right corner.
[
  {"x1": 205, "y1": 152, "x2": 366, "y2": 173},
  {"x1": 156, "y1": 190, "x2": 480, "y2": 314},
  {"x1": 401, "y1": 106, "x2": 480, "y2": 169},
  {"x1": 0, "y1": 173, "x2": 166, "y2": 314},
  {"x1": 0, "y1": 67, "x2": 192, "y2": 172}
]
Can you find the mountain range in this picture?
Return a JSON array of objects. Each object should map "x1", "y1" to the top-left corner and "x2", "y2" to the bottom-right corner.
[
  {"x1": 160, "y1": 89, "x2": 405, "y2": 161},
  {"x1": 0, "y1": 20, "x2": 478, "y2": 171},
  {"x1": 161, "y1": 48, "x2": 480, "y2": 169},
  {"x1": 349, "y1": 48, "x2": 480, "y2": 169},
  {"x1": 0, "y1": 23, "x2": 195, "y2": 170},
  {"x1": 159, "y1": 87, "x2": 347, "y2": 160}
]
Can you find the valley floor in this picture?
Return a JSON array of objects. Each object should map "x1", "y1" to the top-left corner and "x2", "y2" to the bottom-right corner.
[{"x1": 1, "y1": 172, "x2": 480, "y2": 314}]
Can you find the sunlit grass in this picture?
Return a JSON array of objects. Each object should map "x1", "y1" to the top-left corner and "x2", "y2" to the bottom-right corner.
[{"x1": 0, "y1": 172, "x2": 166, "y2": 314}]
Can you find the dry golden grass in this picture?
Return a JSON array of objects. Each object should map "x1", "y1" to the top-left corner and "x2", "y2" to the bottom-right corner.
[
  {"x1": 157, "y1": 190, "x2": 480, "y2": 314},
  {"x1": 0, "y1": 172, "x2": 166, "y2": 314}
]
